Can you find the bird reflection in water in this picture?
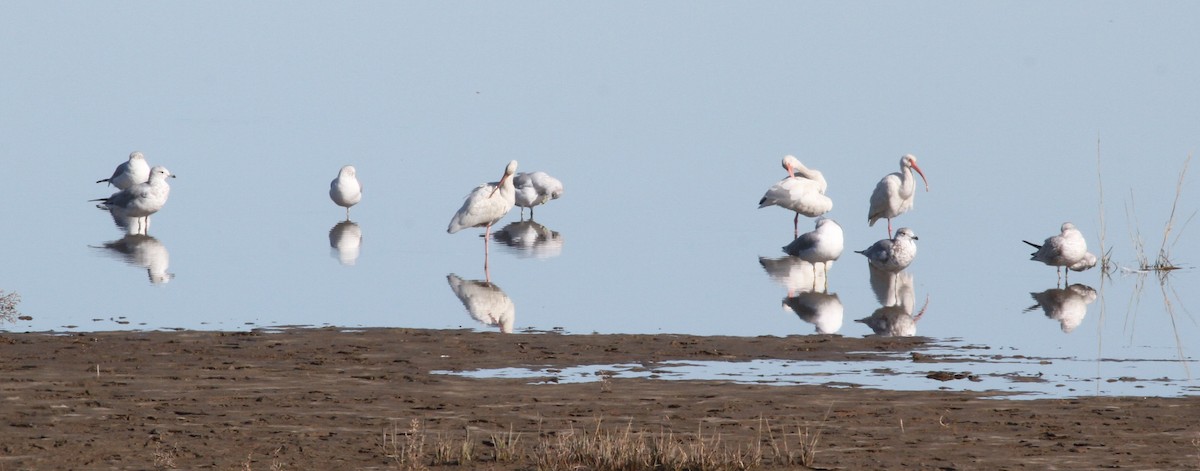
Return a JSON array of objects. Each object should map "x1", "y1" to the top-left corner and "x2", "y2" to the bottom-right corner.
[
  {"x1": 783, "y1": 291, "x2": 843, "y2": 334},
  {"x1": 329, "y1": 220, "x2": 363, "y2": 266},
  {"x1": 103, "y1": 206, "x2": 150, "y2": 236},
  {"x1": 759, "y1": 256, "x2": 828, "y2": 295},
  {"x1": 446, "y1": 273, "x2": 515, "y2": 333},
  {"x1": 759, "y1": 256, "x2": 842, "y2": 334},
  {"x1": 492, "y1": 220, "x2": 563, "y2": 259},
  {"x1": 93, "y1": 234, "x2": 174, "y2": 284},
  {"x1": 1024, "y1": 284, "x2": 1097, "y2": 333},
  {"x1": 857, "y1": 266, "x2": 928, "y2": 337}
]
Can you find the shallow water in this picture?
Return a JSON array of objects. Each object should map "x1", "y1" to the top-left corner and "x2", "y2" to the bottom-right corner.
[{"x1": 2, "y1": 3, "x2": 1198, "y2": 398}]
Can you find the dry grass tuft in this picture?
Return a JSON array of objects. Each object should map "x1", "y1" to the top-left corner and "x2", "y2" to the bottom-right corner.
[
  {"x1": 1122, "y1": 154, "x2": 1193, "y2": 276},
  {"x1": 382, "y1": 418, "x2": 428, "y2": 470},
  {"x1": 375, "y1": 413, "x2": 835, "y2": 470},
  {"x1": 0, "y1": 290, "x2": 20, "y2": 323}
]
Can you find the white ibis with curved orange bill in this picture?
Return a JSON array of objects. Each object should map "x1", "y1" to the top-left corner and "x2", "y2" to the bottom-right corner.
[{"x1": 867, "y1": 154, "x2": 928, "y2": 237}]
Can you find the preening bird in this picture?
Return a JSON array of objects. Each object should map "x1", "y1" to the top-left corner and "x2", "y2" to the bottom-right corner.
[
  {"x1": 1024, "y1": 222, "x2": 1090, "y2": 281},
  {"x1": 513, "y1": 171, "x2": 564, "y2": 219},
  {"x1": 759, "y1": 155, "x2": 832, "y2": 236}
]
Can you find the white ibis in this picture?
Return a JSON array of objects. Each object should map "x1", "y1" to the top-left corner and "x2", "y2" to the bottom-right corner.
[
  {"x1": 868, "y1": 154, "x2": 928, "y2": 237},
  {"x1": 92, "y1": 166, "x2": 175, "y2": 235},
  {"x1": 513, "y1": 171, "x2": 564, "y2": 219},
  {"x1": 97, "y1": 151, "x2": 150, "y2": 190},
  {"x1": 759, "y1": 155, "x2": 832, "y2": 236},
  {"x1": 856, "y1": 227, "x2": 919, "y2": 272},
  {"x1": 1024, "y1": 222, "x2": 1089, "y2": 281},
  {"x1": 782, "y1": 217, "x2": 844, "y2": 282},
  {"x1": 329, "y1": 165, "x2": 362, "y2": 220},
  {"x1": 448, "y1": 160, "x2": 519, "y2": 275}
]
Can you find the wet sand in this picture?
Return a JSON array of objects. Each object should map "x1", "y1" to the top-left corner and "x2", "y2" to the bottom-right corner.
[{"x1": 1, "y1": 328, "x2": 1197, "y2": 469}]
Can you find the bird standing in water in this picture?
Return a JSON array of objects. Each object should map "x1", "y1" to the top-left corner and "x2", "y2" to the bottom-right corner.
[
  {"x1": 329, "y1": 165, "x2": 362, "y2": 220},
  {"x1": 867, "y1": 154, "x2": 929, "y2": 237}
]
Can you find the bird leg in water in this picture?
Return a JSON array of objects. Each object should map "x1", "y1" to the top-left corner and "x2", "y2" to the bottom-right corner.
[{"x1": 793, "y1": 212, "x2": 800, "y2": 238}]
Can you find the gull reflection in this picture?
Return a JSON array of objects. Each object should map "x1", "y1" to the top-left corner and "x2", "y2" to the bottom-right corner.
[
  {"x1": 783, "y1": 291, "x2": 844, "y2": 334},
  {"x1": 447, "y1": 273, "x2": 515, "y2": 333},
  {"x1": 103, "y1": 207, "x2": 149, "y2": 235},
  {"x1": 758, "y1": 256, "x2": 827, "y2": 295},
  {"x1": 1024, "y1": 283, "x2": 1097, "y2": 333},
  {"x1": 868, "y1": 265, "x2": 915, "y2": 313},
  {"x1": 857, "y1": 266, "x2": 926, "y2": 337},
  {"x1": 329, "y1": 220, "x2": 363, "y2": 266},
  {"x1": 857, "y1": 305, "x2": 919, "y2": 337},
  {"x1": 93, "y1": 234, "x2": 174, "y2": 284},
  {"x1": 760, "y1": 256, "x2": 841, "y2": 333},
  {"x1": 492, "y1": 220, "x2": 563, "y2": 259}
]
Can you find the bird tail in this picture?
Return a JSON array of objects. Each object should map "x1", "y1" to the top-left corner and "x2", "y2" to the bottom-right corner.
[
  {"x1": 1022, "y1": 240, "x2": 1041, "y2": 249},
  {"x1": 96, "y1": 178, "x2": 110, "y2": 184}
]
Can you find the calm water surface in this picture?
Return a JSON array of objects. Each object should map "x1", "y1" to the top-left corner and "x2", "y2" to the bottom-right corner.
[{"x1": 2, "y1": 3, "x2": 1197, "y2": 398}]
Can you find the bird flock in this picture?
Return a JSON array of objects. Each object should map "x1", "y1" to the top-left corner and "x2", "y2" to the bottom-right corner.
[
  {"x1": 757, "y1": 153, "x2": 1096, "y2": 288},
  {"x1": 91, "y1": 150, "x2": 1092, "y2": 284}
]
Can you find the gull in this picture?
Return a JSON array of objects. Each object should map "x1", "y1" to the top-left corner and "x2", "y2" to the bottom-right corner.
[
  {"x1": 781, "y1": 217, "x2": 844, "y2": 283},
  {"x1": 97, "y1": 151, "x2": 150, "y2": 190},
  {"x1": 329, "y1": 165, "x2": 362, "y2": 219},
  {"x1": 1024, "y1": 222, "x2": 1088, "y2": 281},
  {"x1": 868, "y1": 154, "x2": 929, "y2": 237},
  {"x1": 856, "y1": 227, "x2": 919, "y2": 272},
  {"x1": 513, "y1": 171, "x2": 564, "y2": 219},
  {"x1": 759, "y1": 155, "x2": 832, "y2": 236},
  {"x1": 92, "y1": 166, "x2": 175, "y2": 235}
]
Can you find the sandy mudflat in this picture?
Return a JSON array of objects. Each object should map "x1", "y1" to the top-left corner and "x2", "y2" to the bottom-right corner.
[{"x1": 0, "y1": 328, "x2": 1197, "y2": 470}]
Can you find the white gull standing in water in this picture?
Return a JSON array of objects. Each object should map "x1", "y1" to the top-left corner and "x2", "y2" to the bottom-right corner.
[
  {"x1": 759, "y1": 155, "x2": 832, "y2": 237},
  {"x1": 329, "y1": 165, "x2": 362, "y2": 219},
  {"x1": 1024, "y1": 222, "x2": 1089, "y2": 281},
  {"x1": 856, "y1": 227, "x2": 919, "y2": 272},
  {"x1": 513, "y1": 171, "x2": 564, "y2": 219},
  {"x1": 92, "y1": 166, "x2": 175, "y2": 235},
  {"x1": 781, "y1": 217, "x2": 844, "y2": 282},
  {"x1": 96, "y1": 151, "x2": 150, "y2": 190},
  {"x1": 867, "y1": 154, "x2": 929, "y2": 237}
]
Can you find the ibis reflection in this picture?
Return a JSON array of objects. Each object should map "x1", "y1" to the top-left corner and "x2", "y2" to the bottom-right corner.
[{"x1": 447, "y1": 273, "x2": 515, "y2": 333}]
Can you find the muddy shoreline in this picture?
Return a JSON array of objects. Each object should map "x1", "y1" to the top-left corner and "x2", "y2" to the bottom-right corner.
[{"x1": 1, "y1": 328, "x2": 1197, "y2": 469}]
